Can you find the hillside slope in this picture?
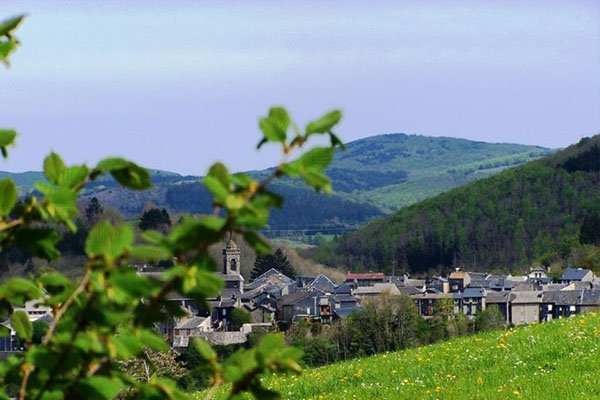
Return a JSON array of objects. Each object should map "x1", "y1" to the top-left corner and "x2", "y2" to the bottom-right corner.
[
  {"x1": 314, "y1": 136, "x2": 600, "y2": 274},
  {"x1": 203, "y1": 312, "x2": 600, "y2": 399},
  {"x1": 1, "y1": 134, "x2": 550, "y2": 230}
]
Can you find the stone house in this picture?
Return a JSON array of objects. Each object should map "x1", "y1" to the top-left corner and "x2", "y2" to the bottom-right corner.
[
  {"x1": 559, "y1": 268, "x2": 596, "y2": 284},
  {"x1": 461, "y1": 287, "x2": 485, "y2": 316},
  {"x1": 510, "y1": 291, "x2": 542, "y2": 325}
]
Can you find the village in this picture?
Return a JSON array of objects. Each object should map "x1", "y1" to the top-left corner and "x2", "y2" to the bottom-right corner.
[{"x1": 8, "y1": 237, "x2": 597, "y2": 354}]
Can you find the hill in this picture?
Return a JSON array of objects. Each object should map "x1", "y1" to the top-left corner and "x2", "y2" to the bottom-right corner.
[
  {"x1": 329, "y1": 134, "x2": 550, "y2": 212},
  {"x1": 314, "y1": 136, "x2": 600, "y2": 274},
  {"x1": 201, "y1": 312, "x2": 600, "y2": 399},
  {"x1": 1, "y1": 134, "x2": 550, "y2": 232}
]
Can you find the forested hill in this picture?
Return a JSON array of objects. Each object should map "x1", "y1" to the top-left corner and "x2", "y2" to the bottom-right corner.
[
  {"x1": 1, "y1": 134, "x2": 550, "y2": 230},
  {"x1": 313, "y1": 135, "x2": 600, "y2": 275}
]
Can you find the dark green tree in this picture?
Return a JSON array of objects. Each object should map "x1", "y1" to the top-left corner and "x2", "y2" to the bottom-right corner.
[
  {"x1": 84, "y1": 197, "x2": 104, "y2": 227},
  {"x1": 31, "y1": 320, "x2": 49, "y2": 345},
  {"x1": 580, "y1": 211, "x2": 600, "y2": 246},
  {"x1": 230, "y1": 308, "x2": 252, "y2": 331},
  {"x1": 139, "y1": 207, "x2": 172, "y2": 232},
  {"x1": 251, "y1": 248, "x2": 296, "y2": 280},
  {"x1": 475, "y1": 305, "x2": 506, "y2": 332}
]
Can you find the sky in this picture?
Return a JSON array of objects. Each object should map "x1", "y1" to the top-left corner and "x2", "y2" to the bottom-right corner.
[{"x1": 1, "y1": 0, "x2": 599, "y2": 175}]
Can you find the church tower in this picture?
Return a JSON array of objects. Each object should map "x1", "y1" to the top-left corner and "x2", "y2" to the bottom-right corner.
[{"x1": 222, "y1": 234, "x2": 241, "y2": 276}]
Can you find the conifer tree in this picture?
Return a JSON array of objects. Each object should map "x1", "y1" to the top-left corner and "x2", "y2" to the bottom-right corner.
[{"x1": 251, "y1": 248, "x2": 296, "y2": 280}]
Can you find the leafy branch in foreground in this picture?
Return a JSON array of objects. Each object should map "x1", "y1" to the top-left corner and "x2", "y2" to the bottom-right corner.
[{"x1": 0, "y1": 14, "x2": 344, "y2": 400}]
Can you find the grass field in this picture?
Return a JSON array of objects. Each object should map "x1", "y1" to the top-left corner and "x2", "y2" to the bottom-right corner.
[{"x1": 199, "y1": 312, "x2": 600, "y2": 399}]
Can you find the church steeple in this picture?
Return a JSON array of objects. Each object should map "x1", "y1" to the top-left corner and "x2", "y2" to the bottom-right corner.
[{"x1": 223, "y1": 232, "x2": 241, "y2": 275}]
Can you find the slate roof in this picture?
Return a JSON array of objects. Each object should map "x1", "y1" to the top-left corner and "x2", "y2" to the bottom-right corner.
[
  {"x1": 486, "y1": 277, "x2": 513, "y2": 291},
  {"x1": 485, "y1": 291, "x2": 511, "y2": 303},
  {"x1": 560, "y1": 268, "x2": 592, "y2": 281},
  {"x1": 333, "y1": 294, "x2": 358, "y2": 303},
  {"x1": 462, "y1": 287, "x2": 485, "y2": 298},
  {"x1": 176, "y1": 316, "x2": 206, "y2": 329},
  {"x1": 335, "y1": 307, "x2": 358, "y2": 318},
  {"x1": 334, "y1": 283, "x2": 354, "y2": 294},
  {"x1": 580, "y1": 289, "x2": 600, "y2": 306},
  {"x1": 399, "y1": 285, "x2": 423, "y2": 296},
  {"x1": 542, "y1": 290, "x2": 582, "y2": 305},
  {"x1": 279, "y1": 291, "x2": 315, "y2": 307},
  {"x1": 510, "y1": 291, "x2": 542, "y2": 304}
]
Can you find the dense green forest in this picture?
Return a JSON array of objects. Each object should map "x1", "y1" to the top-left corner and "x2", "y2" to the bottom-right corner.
[
  {"x1": 1, "y1": 135, "x2": 550, "y2": 233},
  {"x1": 314, "y1": 136, "x2": 600, "y2": 275}
]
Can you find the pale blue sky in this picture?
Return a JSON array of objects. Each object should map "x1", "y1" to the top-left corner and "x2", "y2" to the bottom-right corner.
[{"x1": 1, "y1": 1, "x2": 599, "y2": 175}]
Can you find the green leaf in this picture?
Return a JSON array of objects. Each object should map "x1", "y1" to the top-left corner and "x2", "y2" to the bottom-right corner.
[
  {"x1": 0, "y1": 129, "x2": 17, "y2": 147},
  {"x1": 298, "y1": 147, "x2": 334, "y2": 171},
  {"x1": 303, "y1": 170, "x2": 332, "y2": 193},
  {"x1": 243, "y1": 231, "x2": 271, "y2": 255},
  {"x1": 38, "y1": 272, "x2": 71, "y2": 295},
  {"x1": 207, "y1": 162, "x2": 230, "y2": 188},
  {"x1": 0, "y1": 179, "x2": 17, "y2": 216},
  {"x1": 225, "y1": 194, "x2": 245, "y2": 210},
  {"x1": 76, "y1": 376, "x2": 126, "y2": 400},
  {"x1": 203, "y1": 175, "x2": 228, "y2": 202},
  {"x1": 4, "y1": 277, "x2": 43, "y2": 300},
  {"x1": 258, "y1": 108, "x2": 290, "y2": 147},
  {"x1": 11, "y1": 311, "x2": 33, "y2": 341},
  {"x1": 139, "y1": 329, "x2": 169, "y2": 352},
  {"x1": 43, "y1": 152, "x2": 65, "y2": 184},
  {"x1": 305, "y1": 110, "x2": 342, "y2": 135},
  {"x1": 194, "y1": 339, "x2": 217, "y2": 361},
  {"x1": 58, "y1": 165, "x2": 89, "y2": 189},
  {"x1": 268, "y1": 107, "x2": 290, "y2": 135},
  {"x1": 0, "y1": 15, "x2": 26, "y2": 37},
  {"x1": 96, "y1": 157, "x2": 151, "y2": 190},
  {"x1": 85, "y1": 221, "x2": 134, "y2": 262},
  {"x1": 129, "y1": 245, "x2": 172, "y2": 261}
]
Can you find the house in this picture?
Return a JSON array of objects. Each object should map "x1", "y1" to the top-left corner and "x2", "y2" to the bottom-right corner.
[
  {"x1": 461, "y1": 287, "x2": 485, "y2": 316},
  {"x1": 485, "y1": 291, "x2": 511, "y2": 324},
  {"x1": 277, "y1": 291, "x2": 318, "y2": 325},
  {"x1": 579, "y1": 289, "x2": 600, "y2": 313},
  {"x1": 307, "y1": 274, "x2": 336, "y2": 294},
  {"x1": 559, "y1": 268, "x2": 596, "y2": 284},
  {"x1": 485, "y1": 276, "x2": 513, "y2": 291},
  {"x1": 540, "y1": 289, "x2": 600, "y2": 322},
  {"x1": 540, "y1": 290, "x2": 583, "y2": 321},
  {"x1": 353, "y1": 283, "x2": 401, "y2": 299},
  {"x1": 412, "y1": 293, "x2": 458, "y2": 318},
  {"x1": 510, "y1": 291, "x2": 542, "y2": 325},
  {"x1": 13, "y1": 300, "x2": 52, "y2": 322},
  {"x1": 428, "y1": 276, "x2": 450, "y2": 293},
  {"x1": 527, "y1": 266, "x2": 549, "y2": 281},
  {"x1": 242, "y1": 301, "x2": 276, "y2": 324},
  {"x1": 245, "y1": 268, "x2": 293, "y2": 291},
  {"x1": 172, "y1": 316, "x2": 211, "y2": 347},
  {"x1": 448, "y1": 271, "x2": 469, "y2": 292},
  {"x1": 345, "y1": 272, "x2": 385, "y2": 287},
  {"x1": 466, "y1": 272, "x2": 488, "y2": 288}
]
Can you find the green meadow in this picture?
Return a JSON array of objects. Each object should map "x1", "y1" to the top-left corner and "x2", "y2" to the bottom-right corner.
[{"x1": 199, "y1": 312, "x2": 600, "y2": 399}]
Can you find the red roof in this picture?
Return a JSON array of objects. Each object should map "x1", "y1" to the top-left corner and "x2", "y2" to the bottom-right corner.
[{"x1": 346, "y1": 272, "x2": 385, "y2": 280}]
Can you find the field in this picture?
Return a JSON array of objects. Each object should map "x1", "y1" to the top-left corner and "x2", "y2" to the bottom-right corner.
[{"x1": 199, "y1": 312, "x2": 600, "y2": 399}]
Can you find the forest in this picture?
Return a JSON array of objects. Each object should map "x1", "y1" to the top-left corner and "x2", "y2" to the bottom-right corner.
[{"x1": 314, "y1": 136, "x2": 600, "y2": 275}]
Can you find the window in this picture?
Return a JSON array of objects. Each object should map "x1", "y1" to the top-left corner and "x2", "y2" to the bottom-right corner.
[{"x1": 230, "y1": 259, "x2": 237, "y2": 271}]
